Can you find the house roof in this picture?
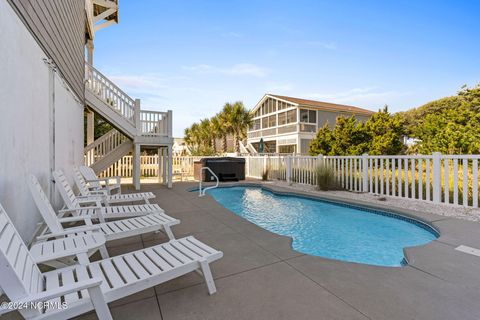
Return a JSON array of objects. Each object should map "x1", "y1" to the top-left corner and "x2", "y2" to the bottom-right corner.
[{"x1": 264, "y1": 94, "x2": 375, "y2": 116}]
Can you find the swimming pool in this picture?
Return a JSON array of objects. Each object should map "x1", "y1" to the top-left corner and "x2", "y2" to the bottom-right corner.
[{"x1": 206, "y1": 186, "x2": 438, "y2": 267}]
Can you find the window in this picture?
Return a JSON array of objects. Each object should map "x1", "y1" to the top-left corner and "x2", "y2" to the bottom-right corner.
[
  {"x1": 279, "y1": 145, "x2": 296, "y2": 154},
  {"x1": 278, "y1": 112, "x2": 287, "y2": 125},
  {"x1": 287, "y1": 110, "x2": 297, "y2": 123},
  {"x1": 262, "y1": 117, "x2": 268, "y2": 128},
  {"x1": 268, "y1": 115, "x2": 276, "y2": 127},
  {"x1": 299, "y1": 109, "x2": 316, "y2": 123},
  {"x1": 252, "y1": 119, "x2": 260, "y2": 130},
  {"x1": 309, "y1": 110, "x2": 316, "y2": 123}
]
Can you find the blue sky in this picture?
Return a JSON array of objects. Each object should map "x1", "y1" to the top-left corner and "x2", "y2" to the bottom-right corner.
[{"x1": 93, "y1": 0, "x2": 480, "y2": 136}]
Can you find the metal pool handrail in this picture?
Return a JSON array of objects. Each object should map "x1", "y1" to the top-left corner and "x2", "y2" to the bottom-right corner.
[{"x1": 199, "y1": 167, "x2": 219, "y2": 197}]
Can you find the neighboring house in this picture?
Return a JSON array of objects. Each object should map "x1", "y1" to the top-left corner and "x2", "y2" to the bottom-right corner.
[
  {"x1": 0, "y1": 0, "x2": 173, "y2": 241},
  {"x1": 173, "y1": 138, "x2": 190, "y2": 156},
  {"x1": 246, "y1": 94, "x2": 374, "y2": 154}
]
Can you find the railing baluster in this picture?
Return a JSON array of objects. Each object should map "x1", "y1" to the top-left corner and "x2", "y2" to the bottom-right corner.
[
  {"x1": 462, "y1": 159, "x2": 468, "y2": 206},
  {"x1": 453, "y1": 159, "x2": 458, "y2": 205},
  {"x1": 444, "y1": 158, "x2": 450, "y2": 204},
  {"x1": 473, "y1": 159, "x2": 478, "y2": 207},
  {"x1": 418, "y1": 159, "x2": 423, "y2": 200}
]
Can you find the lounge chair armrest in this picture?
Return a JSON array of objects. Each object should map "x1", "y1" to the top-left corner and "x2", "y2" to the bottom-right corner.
[
  {"x1": 59, "y1": 206, "x2": 103, "y2": 214},
  {"x1": 2, "y1": 277, "x2": 103, "y2": 306},
  {"x1": 56, "y1": 216, "x2": 93, "y2": 223},
  {"x1": 36, "y1": 225, "x2": 101, "y2": 241},
  {"x1": 76, "y1": 197, "x2": 102, "y2": 205},
  {"x1": 88, "y1": 190, "x2": 108, "y2": 196},
  {"x1": 76, "y1": 195, "x2": 103, "y2": 200}
]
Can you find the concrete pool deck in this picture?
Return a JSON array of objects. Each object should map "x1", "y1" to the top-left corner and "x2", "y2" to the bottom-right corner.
[{"x1": 45, "y1": 182, "x2": 480, "y2": 319}]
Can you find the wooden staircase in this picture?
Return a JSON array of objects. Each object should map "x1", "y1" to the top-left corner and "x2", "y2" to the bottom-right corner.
[
  {"x1": 84, "y1": 63, "x2": 173, "y2": 189},
  {"x1": 84, "y1": 129, "x2": 133, "y2": 174}
]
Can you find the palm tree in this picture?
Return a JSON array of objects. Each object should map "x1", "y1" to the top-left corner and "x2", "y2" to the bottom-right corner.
[
  {"x1": 184, "y1": 101, "x2": 252, "y2": 155},
  {"x1": 218, "y1": 103, "x2": 235, "y2": 152},
  {"x1": 209, "y1": 115, "x2": 224, "y2": 153},
  {"x1": 230, "y1": 101, "x2": 252, "y2": 153}
]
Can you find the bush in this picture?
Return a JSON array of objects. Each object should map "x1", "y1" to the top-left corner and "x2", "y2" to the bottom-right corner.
[
  {"x1": 262, "y1": 168, "x2": 269, "y2": 181},
  {"x1": 315, "y1": 164, "x2": 337, "y2": 191}
]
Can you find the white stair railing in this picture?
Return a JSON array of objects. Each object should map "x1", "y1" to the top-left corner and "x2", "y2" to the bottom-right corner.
[
  {"x1": 247, "y1": 142, "x2": 257, "y2": 154},
  {"x1": 199, "y1": 167, "x2": 219, "y2": 197},
  {"x1": 239, "y1": 141, "x2": 249, "y2": 154},
  {"x1": 139, "y1": 110, "x2": 170, "y2": 136},
  {"x1": 84, "y1": 129, "x2": 128, "y2": 166},
  {"x1": 85, "y1": 63, "x2": 136, "y2": 125}
]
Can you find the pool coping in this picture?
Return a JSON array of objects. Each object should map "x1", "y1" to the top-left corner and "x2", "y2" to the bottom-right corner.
[{"x1": 191, "y1": 181, "x2": 455, "y2": 268}]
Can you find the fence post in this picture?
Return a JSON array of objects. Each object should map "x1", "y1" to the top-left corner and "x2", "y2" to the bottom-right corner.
[
  {"x1": 432, "y1": 152, "x2": 441, "y2": 203},
  {"x1": 286, "y1": 156, "x2": 292, "y2": 184},
  {"x1": 362, "y1": 154, "x2": 369, "y2": 192}
]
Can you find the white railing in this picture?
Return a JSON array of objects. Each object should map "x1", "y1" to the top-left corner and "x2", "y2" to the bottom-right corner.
[
  {"x1": 85, "y1": 63, "x2": 136, "y2": 125},
  {"x1": 245, "y1": 153, "x2": 480, "y2": 208},
  {"x1": 84, "y1": 129, "x2": 128, "y2": 166},
  {"x1": 139, "y1": 110, "x2": 170, "y2": 136},
  {"x1": 198, "y1": 167, "x2": 219, "y2": 197},
  {"x1": 99, "y1": 155, "x2": 205, "y2": 179},
  {"x1": 95, "y1": 153, "x2": 480, "y2": 208}
]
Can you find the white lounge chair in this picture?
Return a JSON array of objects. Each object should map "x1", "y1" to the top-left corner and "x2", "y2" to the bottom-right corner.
[
  {"x1": 29, "y1": 175, "x2": 178, "y2": 244},
  {"x1": 79, "y1": 165, "x2": 121, "y2": 195},
  {"x1": 0, "y1": 201, "x2": 107, "y2": 267},
  {"x1": 73, "y1": 166, "x2": 155, "y2": 204},
  {"x1": 53, "y1": 170, "x2": 163, "y2": 221},
  {"x1": 0, "y1": 204, "x2": 223, "y2": 320}
]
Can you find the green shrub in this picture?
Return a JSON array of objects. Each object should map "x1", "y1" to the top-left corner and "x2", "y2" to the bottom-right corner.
[{"x1": 315, "y1": 164, "x2": 337, "y2": 191}]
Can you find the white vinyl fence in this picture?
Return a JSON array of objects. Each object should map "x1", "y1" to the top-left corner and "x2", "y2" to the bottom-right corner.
[
  {"x1": 99, "y1": 153, "x2": 480, "y2": 208},
  {"x1": 99, "y1": 156, "x2": 203, "y2": 181},
  {"x1": 246, "y1": 153, "x2": 480, "y2": 208}
]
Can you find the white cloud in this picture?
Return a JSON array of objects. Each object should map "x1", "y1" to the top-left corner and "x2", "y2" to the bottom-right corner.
[{"x1": 182, "y1": 63, "x2": 268, "y2": 77}]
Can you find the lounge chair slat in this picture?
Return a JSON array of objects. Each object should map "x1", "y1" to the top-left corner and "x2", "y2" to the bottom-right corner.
[
  {"x1": 112, "y1": 257, "x2": 138, "y2": 282},
  {"x1": 143, "y1": 248, "x2": 174, "y2": 271},
  {"x1": 133, "y1": 251, "x2": 161, "y2": 274},
  {"x1": 99, "y1": 260, "x2": 125, "y2": 288},
  {"x1": 163, "y1": 242, "x2": 197, "y2": 263},
  {"x1": 187, "y1": 236, "x2": 216, "y2": 254},
  {"x1": 123, "y1": 254, "x2": 150, "y2": 278},
  {"x1": 152, "y1": 245, "x2": 184, "y2": 267},
  {"x1": 45, "y1": 271, "x2": 62, "y2": 305},
  {"x1": 173, "y1": 240, "x2": 205, "y2": 259},
  {"x1": 75, "y1": 265, "x2": 91, "y2": 300},
  {"x1": 88, "y1": 263, "x2": 110, "y2": 291},
  {"x1": 62, "y1": 269, "x2": 80, "y2": 304}
]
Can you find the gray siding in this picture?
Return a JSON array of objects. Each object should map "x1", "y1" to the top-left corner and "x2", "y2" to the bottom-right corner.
[
  {"x1": 7, "y1": 0, "x2": 85, "y2": 100},
  {"x1": 317, "y1": 110, "x2": 371, "y2": 128}
]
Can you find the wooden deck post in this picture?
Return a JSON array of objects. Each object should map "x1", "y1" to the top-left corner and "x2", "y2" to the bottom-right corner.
[
  {"x1": 158, "y1": 148, "x2": 162, "y2": 183},
  {"x1": 86, "y1": 109, "x2": 95, "y2": 145},
  {"x1": 134, "y1": 99, "x2": 141, "y2": 135},
  {"x1": 168, "y1": 144, "x2": 173, "y2": 188},
  {"x1": 133, "y1": 144, "x2": 141, "y2": 190}
]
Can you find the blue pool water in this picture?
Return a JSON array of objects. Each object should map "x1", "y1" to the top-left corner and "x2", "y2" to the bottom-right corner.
[{"x1": 206, "y1": 187, "x2": 438, "y2": 267}]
